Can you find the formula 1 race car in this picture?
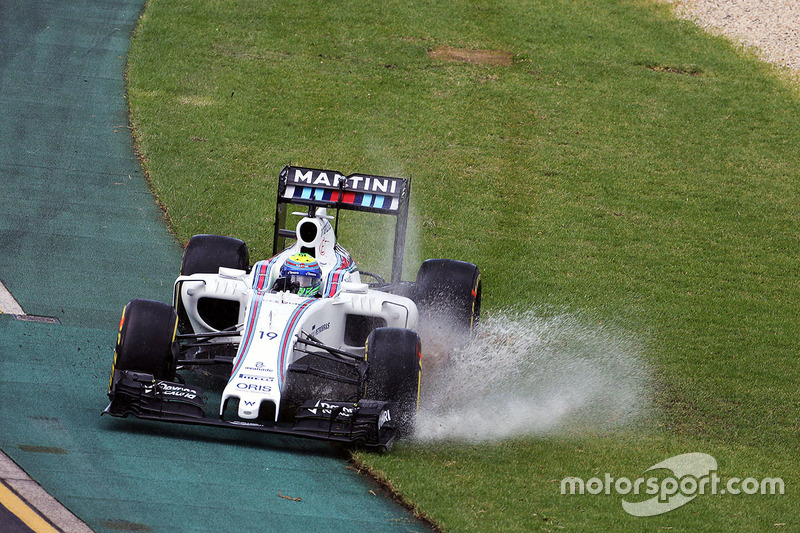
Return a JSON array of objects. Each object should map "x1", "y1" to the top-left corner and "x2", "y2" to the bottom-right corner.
[{"x1": 104, "y1": 165, "x2": 481, "y2": 450}]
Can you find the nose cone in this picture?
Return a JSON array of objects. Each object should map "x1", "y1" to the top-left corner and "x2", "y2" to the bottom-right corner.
[
  {"x1": 238, "y1": 398, "x2": 258, "y2": 419},
  {"x1": 222, "y1": 383, "x2": 283, "y2": 422}
]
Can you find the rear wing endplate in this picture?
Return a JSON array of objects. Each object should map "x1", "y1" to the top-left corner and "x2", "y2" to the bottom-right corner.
[{"x1": 273, "y1": 165, "x2": 411, "y2": 282}]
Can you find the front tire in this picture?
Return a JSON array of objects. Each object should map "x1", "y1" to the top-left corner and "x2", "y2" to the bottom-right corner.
[
  {"x1": 364, "y1": 327, "x2": 422, "y2": 437},
  {"x1": 109, "y1": 299, "x2": 178, "y2": 392}
]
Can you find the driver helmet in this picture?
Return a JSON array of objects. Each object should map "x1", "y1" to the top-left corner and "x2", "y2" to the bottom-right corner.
[{"x1": 274, "y1": 253, "x2": 322, "y2": 297}]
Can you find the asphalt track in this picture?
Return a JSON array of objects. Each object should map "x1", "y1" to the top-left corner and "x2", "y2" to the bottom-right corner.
[{"x1": 0, "y1": 1, "x2": 426, "y2": 531}]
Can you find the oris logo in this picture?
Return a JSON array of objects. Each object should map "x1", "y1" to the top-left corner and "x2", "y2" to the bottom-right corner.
[{"x1": 236, "y1": 383, "x2": 272, "y2": 393}]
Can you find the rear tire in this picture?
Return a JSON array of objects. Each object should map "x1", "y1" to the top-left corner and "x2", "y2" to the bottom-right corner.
[
  {"x1": 415, "y1": 259, "x2": 481, "y2": 337},
  {"x1": 110, "y1": 299, "x2": 178, "y2": 392},
  {"x1": 364, "y1": 327, "x2": 422, "y2": 437},
  {"x1": 180, "y1": 234, "x2": 249, "y2": 276}
]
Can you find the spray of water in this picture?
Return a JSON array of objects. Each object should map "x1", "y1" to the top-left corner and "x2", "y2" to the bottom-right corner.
[
  {"x1": 415, "y1": 308, "x2": 651, "y2": 443},
  {"x1": 347, "y1": 162, "x2": 650, "y2": 442}
]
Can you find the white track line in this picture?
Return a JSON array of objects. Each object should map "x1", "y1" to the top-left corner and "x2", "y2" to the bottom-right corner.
[{"x1": 0, "y1": 281, "x2": 25, "y2": 315}]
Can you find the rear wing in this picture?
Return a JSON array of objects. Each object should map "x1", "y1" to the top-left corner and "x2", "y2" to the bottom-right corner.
[{"x1": 273, "y1": 165, "x2": 411, "y2": 283}]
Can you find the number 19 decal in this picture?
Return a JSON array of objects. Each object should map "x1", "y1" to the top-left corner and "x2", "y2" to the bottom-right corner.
[{"x1": 259, "y1": 331, "x2": 278, "y2": 341}]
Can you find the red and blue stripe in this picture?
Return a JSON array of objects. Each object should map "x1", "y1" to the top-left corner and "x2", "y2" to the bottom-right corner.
[
  {"x1": 288, "y1": 186, "x2": 395, "y2": 211},
  {"x1": 251, "y1": 259, "x2": 279, "y2": 291},
  {"x1": 276, "y1": 299, "x2": 316, "y2": 387},
  {"x1": 229, "y1": 292, "x2": 265, "y2": 380},
  {"x1": 324, "y1": 245, "x2": 355, "y2": 297}
]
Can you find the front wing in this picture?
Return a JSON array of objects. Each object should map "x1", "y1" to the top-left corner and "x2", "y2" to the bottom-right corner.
[{"x1": 103, "y1": 370, "x2": 397, "y2": 451}]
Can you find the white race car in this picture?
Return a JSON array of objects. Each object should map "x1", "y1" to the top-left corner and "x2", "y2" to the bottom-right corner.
[{"x1": 104, "y1": 165, "x2": 481, "y2": 450}]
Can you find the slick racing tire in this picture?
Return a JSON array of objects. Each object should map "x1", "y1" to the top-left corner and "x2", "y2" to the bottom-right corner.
[
  {"x1": 364, "y1": 327, "x2": 421, "y2": 438},
  {"x1": 110, "y1": 299, "x2": 178, "y2": 392},
  {"x1": 180, "y1": 234, "x2": 250, "y2": 276},
  {"x1": 178, "y1": 234, "x2": 250, "y2": 332},
  {"x1": 415, "y1": 259, "x2": 481, "y2": 337}
]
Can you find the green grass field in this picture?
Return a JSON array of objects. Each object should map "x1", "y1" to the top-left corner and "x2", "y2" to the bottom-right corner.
[{"x1": 127, "y1": 0, "x2": 799, "y2": 530}]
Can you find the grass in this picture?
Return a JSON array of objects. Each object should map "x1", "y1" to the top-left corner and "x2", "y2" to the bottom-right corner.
[{"x1": 127, "y1": 0, "x2": 800, "y2": 530}]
